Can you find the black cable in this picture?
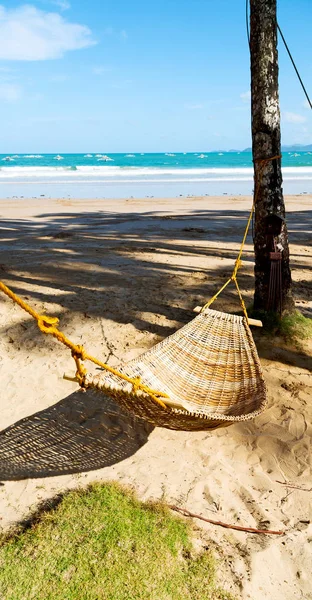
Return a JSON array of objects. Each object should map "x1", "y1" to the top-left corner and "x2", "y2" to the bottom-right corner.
[
  {"x1": 246, "y1": 0, "x2": 312, "y2": 111},
  {"x1": 277, "y1": 23, "x2": 312, "y2": 110},
  {"x1": 246, "y1": 0, "x2": 250, "y2": 47}
]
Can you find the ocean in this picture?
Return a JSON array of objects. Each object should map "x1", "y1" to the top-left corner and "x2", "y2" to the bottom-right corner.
[{"x1": 1, "y1": 152, "x2": 312, "y2": 198}]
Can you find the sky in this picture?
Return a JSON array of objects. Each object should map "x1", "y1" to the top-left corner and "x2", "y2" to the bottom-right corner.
[{"x1": 0, "y1": 0, "x2": 311, "y2": 152}]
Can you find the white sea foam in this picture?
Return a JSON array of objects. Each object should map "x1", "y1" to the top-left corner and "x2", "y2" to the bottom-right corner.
[{"x1": 1, "y1": 166, "x2": 312, "y2": 182}]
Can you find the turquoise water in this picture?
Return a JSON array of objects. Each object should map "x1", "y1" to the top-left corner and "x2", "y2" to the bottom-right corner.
[
  {"x1": 1, "y1": 152, "x2": 312, "y2": 197},
  {"x1": 1, "y1": 151, "x2": 312, "y2": 169}
]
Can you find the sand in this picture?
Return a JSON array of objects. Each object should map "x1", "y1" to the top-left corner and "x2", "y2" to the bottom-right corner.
[{"x1": 0, "y1": 195, "x2": 311, "y2": 599}]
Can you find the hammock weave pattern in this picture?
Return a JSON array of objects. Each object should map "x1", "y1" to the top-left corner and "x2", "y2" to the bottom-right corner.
[{"x1": 84, "y1": 308, "x2": 267, "y2": 431}]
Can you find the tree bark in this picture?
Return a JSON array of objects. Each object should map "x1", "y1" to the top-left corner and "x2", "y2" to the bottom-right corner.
[{"x1": 250, "y1": 0, "x2": 294, "y2": 313}]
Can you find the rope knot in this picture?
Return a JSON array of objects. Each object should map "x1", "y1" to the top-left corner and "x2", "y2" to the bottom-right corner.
[
  {"x1": 132, "y1": 376, "x2": 142, "y2": 394},
  {"x1": 71, "y1": 345, "x2": 87, "y2": 387},
  {"x1": 75, "y1": 363, "x2": 88, "y2": 386},
  {"x1": 72, "y1": 345, "x2": 87, "y2": 362},
  {"x1": 232, "y1": 258, "x2": 242, "y2": 279},
  {"x1": 37, "y1": 315, "x2": 59, "y2": 334}
]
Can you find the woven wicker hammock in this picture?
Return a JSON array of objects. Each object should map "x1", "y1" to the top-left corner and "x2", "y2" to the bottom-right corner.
[
  {"x1": 84, "y1": 307, "x2": 267, "y2": 431},
  {"x1": 0, "y1": 218, "x2": 268, "y2": 432},
  {"x1": 0, "y1": 227, "x2": 268, "y2": 432}
]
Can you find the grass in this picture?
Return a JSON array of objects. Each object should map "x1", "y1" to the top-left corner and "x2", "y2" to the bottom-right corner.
[
  {"x1": 278, "y1": 311, "x2": 312, "y2": 340},
  {"x1": 248, "y1": 308, "x2": 312, "y2": 342},
  {"x1": 0, "y1": 482, "x2": 234, "y2": 600}
]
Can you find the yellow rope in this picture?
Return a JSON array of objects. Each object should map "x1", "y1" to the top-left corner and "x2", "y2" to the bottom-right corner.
[
  {"x1": 203, "y1": 276, "x2": 232, "y2": 309},
  {"x1": 0, "y1": 280, "x2": 169, "y2": 409},
  {"x1": 201, "y1": 155, "x2": 281, "y2": 318}
]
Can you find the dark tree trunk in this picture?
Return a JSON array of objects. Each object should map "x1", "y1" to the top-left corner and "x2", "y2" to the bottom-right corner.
[{"x1": 250, "y1": 0, "x2": 294, "y2": 313}]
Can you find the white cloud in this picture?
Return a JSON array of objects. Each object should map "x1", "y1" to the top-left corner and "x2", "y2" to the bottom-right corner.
[
  {"x1": 0, "y1": 82, "x2": 22, "y2": 101},
  {"x1": 0, "y1": 5, "x2": 95, "y2": 60},
  {"x1": 120, "y1": 29, "x2": 128, "y2": 40},
  {"x1": 240, "y1": 91, "x2": 251, "y2": 102},
  {"x1": 283, "y1": 111, "x2": 306, "y2": 124}
]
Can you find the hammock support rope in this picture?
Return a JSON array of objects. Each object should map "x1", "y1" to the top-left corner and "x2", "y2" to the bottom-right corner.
[
  {"x1": 0, "y1": 280, "x2": 169, "y2": 410},
  {"x1": 0, "y1": 156, "x2": 279, "y2": 431}
]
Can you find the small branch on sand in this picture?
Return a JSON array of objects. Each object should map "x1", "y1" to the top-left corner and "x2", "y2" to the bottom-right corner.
[
  {"x1": 276, "y1": 480, "x2": 312, "y2": 492},
  {"x1": 169, "y1": 505, "x2": 284, "y2": 536}
]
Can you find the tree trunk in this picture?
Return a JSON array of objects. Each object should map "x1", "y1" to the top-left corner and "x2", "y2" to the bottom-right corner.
[{"x1": 250, "y1": 0, "x2": 294, "y2": 313}]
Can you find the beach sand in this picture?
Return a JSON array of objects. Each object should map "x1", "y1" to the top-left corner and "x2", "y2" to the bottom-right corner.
[{"x1": 0, "y1": 195, "x2": 311, "y2": 599}]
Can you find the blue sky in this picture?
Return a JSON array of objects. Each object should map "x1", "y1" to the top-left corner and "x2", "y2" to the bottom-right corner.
[{"x1": 0, "y1": 0, "x2": 311, "y2": 152}]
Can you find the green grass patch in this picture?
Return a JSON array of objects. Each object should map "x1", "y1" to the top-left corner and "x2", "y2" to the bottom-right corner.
[
  {"x1": 278, "y1": 311, "x2": 312, "y2": 340},
  {"x1": 248, "y1": 308, "x2": 312, "y2": 342},
  {"x1": 0, "y1": 482, "x2": 234, "y2": 600}
]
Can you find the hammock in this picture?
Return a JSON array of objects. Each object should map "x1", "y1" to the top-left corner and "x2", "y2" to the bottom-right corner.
[
  {"x1": 0, "y1": 237, "x2": 267, "y2": 432},
  {"x1": 0, "y1": 158, "x2": 278, "y2": 431},
  {"x1": 83, "y1": 308, "x2": 266, "y2": 431}
]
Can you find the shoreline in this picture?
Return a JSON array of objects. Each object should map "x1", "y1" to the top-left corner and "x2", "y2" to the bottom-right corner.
[{"x1": 1, "y1": 177, "x2": 312, "y2": 199}]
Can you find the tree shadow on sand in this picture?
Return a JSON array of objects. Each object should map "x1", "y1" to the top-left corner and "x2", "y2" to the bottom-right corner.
[
  {"x1": 0, "y1": 389, "x2": 153, "y2": 481},
  {"x1": 1, "y1": 207, "x2": 311, "y2": 331}
]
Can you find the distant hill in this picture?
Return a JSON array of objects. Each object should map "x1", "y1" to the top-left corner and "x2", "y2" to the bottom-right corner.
[
  {"x1": 282, "y1": 144, "x2": 312, "y2": 152},
  {"x1": 242, "y1": 144, "x2": 312, "y2": 152}
]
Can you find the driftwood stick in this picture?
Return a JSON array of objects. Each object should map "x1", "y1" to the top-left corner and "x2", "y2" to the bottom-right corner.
[{"x1": 168, "y1": 505, "x2": 284, "y2": 536}]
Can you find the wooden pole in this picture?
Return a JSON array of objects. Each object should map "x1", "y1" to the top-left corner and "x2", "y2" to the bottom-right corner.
[{"x1": 250, "y1": 0, "x2": 294, "y2": 313}]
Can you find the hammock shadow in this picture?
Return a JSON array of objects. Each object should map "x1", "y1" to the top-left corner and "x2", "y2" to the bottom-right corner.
[{"x1": 0, "y1": 389, "x2": 154, "y2": 481}]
